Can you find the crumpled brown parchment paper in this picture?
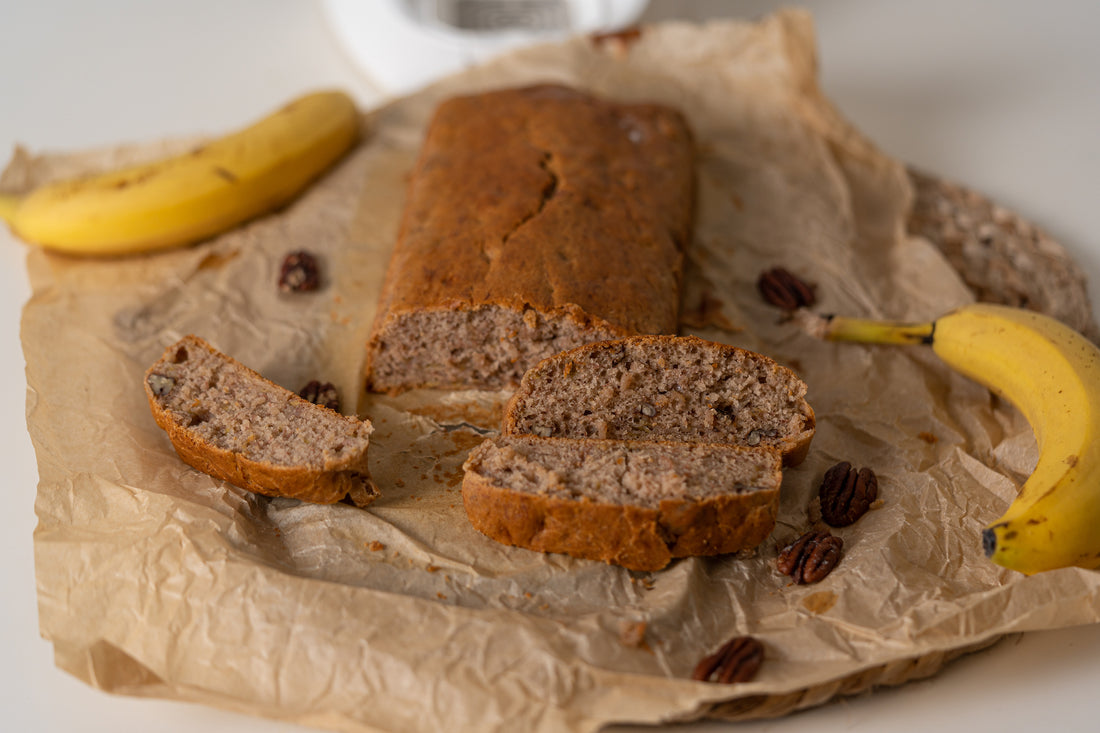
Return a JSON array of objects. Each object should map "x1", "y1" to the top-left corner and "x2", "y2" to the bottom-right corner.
[{"x1": 7, "y1": 10, "x2": 1100, "y2": 733}]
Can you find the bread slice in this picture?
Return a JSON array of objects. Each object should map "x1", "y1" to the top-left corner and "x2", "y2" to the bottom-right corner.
[
  {"x1": 462, "y1": 435, "x2": 782, "y2": 571},
  {"x1": 144, "y1": 335, "x2": 378, "y2": 506},
  {"x1": 502, "y1": 335, "x2": 815, "y2": 466}
]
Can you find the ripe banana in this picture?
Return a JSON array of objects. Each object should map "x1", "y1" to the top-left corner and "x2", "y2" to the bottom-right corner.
[
  {"x1": 0, "y1": 90, "x2": 359, "y2": 256},
  {"x1": 815, "y1": 302, "x2": 1100, "y2": 575}
]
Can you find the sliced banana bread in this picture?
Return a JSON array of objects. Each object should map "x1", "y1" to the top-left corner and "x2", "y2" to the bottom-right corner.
[
  {"x1": 364, "y1": 84, "x2": 695, "y2": 393},
  {"x1": 502, "y1": 335, "x2": 815, "y2": 466},
  {"x1": 144, "y1": 335, "x2": 377, "y2": 506},
  {"x1": 462, "y1": 435, "x2": 783, "y2": 571}
]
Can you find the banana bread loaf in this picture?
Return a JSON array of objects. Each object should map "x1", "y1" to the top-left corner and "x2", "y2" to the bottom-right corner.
[
  {"x1": 502, "y1": 335, "x2": 815, "y2": 466},
  {"x1": 145, "y1": 335, "x2": 378, "y2": 506},
  {"x1": 462, "y1": 435, "x2": 783, "y2": 571},
  {"x1": 364, "y1": 84, "x2": 695, "y2": 393}
]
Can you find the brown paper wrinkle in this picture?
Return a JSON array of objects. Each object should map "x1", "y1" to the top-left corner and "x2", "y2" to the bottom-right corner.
[{"x1": 13, "y1": 10, "x2": 1100, "y2": 733}]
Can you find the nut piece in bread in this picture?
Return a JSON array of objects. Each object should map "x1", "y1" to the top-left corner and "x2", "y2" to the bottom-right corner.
[
  {"x1": 462, "y1": 435, "x2": 783, "y2": 571},
  {"x1": 144, "y1": 335, "x2": 377, "y2": 506},
  {"x1": 502, "y1": 335, "x2": 816, "y2": 466},
  {"x1": 364, "y1": 84, "x2": 695, "y2": 393}
]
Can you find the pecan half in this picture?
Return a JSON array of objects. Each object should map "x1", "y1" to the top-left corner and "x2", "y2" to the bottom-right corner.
[
  {"x1": 819, "y1": 461, "x2": 879, "y2": 527},
  {"x1": 278, "y1": 250, "x2": 321, "y2": 292},
  {"x1": 299, "y1": 380, "x2": 340, "y2": 412},
  {"x1": 691, "y1": 635, "x2": 764, "y2": 684},
  {"x1": 757, "y1": 267, "x2": 816, "y2": 310},
  {"x1": 777, "y1": 530, "x2": 843, "y2": 584}
]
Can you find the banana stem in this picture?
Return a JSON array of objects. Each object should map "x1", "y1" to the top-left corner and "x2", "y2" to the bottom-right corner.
[
  {"x1": 822, "y1": 314, "x2": 936, "y2": 346},
  {"x1": 0, "y1": 193, "x2": 19, "y2": 225}
]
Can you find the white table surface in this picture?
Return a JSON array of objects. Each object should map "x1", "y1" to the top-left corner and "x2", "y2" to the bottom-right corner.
[{"x1": 3, "y1": 1, "x2": 1099, "y2": 731}]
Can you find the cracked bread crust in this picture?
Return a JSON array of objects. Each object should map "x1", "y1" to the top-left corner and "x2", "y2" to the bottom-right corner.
[
  {"x1": 145, "y1": 335, "x2": 378, "y2": 507},
  {"x1": 364, "y1": 84, "x2": 695, "y2": 393},
  {"x1": 461, "y1": 436, "x2": 782, "y2": 571}
]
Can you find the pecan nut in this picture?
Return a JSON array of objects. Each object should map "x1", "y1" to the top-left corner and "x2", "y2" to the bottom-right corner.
[
  {"x1": 278, "y1": 250, "x2": 321, "y2": 292},
  {"x1": 691, "y1": 635, "x2": 764, "y2": 684},
  {"x1": 299, "y1": 380, "x2": 340, "y2": 412},
  {"x1": 777, "y1": 530, "x2": 843, "y2": 584},
  {"x1": 819, "y1": 461, "x2": 879, "y2": 527},
  {"x1": 756, "y1": 267, "x2": 816, "y2": 310}
]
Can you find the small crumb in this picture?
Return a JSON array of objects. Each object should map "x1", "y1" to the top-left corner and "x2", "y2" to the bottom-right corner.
[
  {"x1": 367, "y1": 541, "x2": 385, "y2": 552},
  {"x1": 801, "y1": 590, "x2": 838, "y2": 614},
  {"x1": 618, "y1": 619, "x2": 648, "y2": 648},
  {"x1": 437, "y1": 592, "x2": 447, "y2": 600},
  {"x1": 426, "y1": 564, "x2": 439, "y2": 573},
  {"x1": 807, "y1": 496, "x2": 823, "y2": 525},
  {"x1": 524, "y1": 592, "x2": 533, "y2": 599},
  {"x1": 395, "y1": 478, "x2": 406, "y2": 488}
]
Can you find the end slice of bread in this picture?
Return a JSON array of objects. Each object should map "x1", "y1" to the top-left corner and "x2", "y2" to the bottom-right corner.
[
  {"x1": 502, "y1": 335, "x2": 815, "y2": 466},
  {"x1": 144, "y1": 335, "x2": 378, "y2": 506},
  {"x1": 461, "y1": 435, "x2": 782, "y2": 571}
]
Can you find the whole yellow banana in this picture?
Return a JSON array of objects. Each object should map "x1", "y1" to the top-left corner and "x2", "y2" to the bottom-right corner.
[
  {"x1": 819, "y1": 302, "x2": 1100, "y2": 575},
  {"x1": 0, "y1": 90, "x2": 359, "y2": 256}
]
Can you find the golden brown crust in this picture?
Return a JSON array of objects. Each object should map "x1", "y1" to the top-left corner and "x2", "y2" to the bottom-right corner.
[
  {"x1": 144, "y1": 336, "x2": 378, "y2": 507},
  {"x1": 461, "y1": 465, "x2": 779, "y2": 573},
  {"x1": 461, "y1": 437, "x2": 782, "y2": 572},
  {"x1": 364, "y1": 84, "x2": 696, "y2": 392}
]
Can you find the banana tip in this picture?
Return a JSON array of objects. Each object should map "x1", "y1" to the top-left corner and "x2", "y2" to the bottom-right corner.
[{"x1": 981, "y1": 527, "x2": 997, "y2": 558}]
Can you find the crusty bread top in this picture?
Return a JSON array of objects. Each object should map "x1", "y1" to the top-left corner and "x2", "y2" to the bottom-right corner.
[
  {"x1": 502, "y1": 335, "x2": 815, "y2": 465},
  {"x1": 145, "y1": 335, "x2": 372, "y2": 472},
  {"x1": 369, "y1": 83, "x2": 695, "y2": 337}
]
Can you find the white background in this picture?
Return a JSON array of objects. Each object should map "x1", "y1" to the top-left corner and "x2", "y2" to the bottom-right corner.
[{"x1": 2, "y1": 2, "x2": 1099, "y2": 732}]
